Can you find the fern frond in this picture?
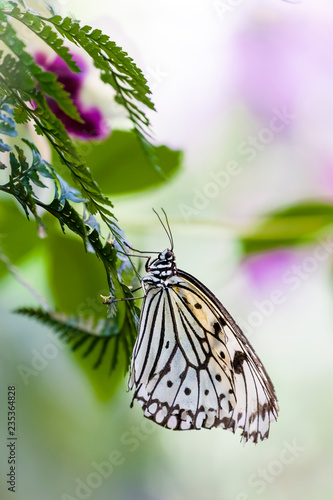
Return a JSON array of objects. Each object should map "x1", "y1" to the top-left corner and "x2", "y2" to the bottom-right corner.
[
  {"x1": 0, "y1": 65, "x2": 115, "y2": 223},
  {"x1": 0, "y1": 2, "x2": 162, "y2": 376},
  {"x1": 2, "y1": 2, "x2": 161, "y2": 172},
  {"x1": 0, "y1": 21, "x2": 82, "y2": 122},
  {"x1": 51, "y1": 16, "x2": 160, "y2": 171},
  {"x1": 3, "y1": 4, "x2": 80, "y2": 72},
  {"x1": 15, "y1": 306, "x2": 137, "y2": 373}
]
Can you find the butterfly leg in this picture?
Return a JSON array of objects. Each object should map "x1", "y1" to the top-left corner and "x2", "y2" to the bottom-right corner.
[
  {"x1": 102, "y1": 296, "x2": 144, "y2": 305},
  {"x1": 123, "y1": 241, "x2": 159, "y2": 255}
]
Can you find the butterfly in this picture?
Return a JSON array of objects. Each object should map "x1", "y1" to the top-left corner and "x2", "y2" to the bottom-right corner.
[{"x1": 113, "y1": 210, "x2": 278, "y2": 444}]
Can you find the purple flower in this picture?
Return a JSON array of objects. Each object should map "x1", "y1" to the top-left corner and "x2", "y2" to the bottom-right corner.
[
  {"x1": 231, "y1": 19, "x2": 306, "y2": 125},
  {"x1": 243, "y1": 249, "x2": 297, "y2": 293},
  {"x1": 35, "y1": 52, "x2": 108, "y2": 140},
  {"x1": 231, "y1": 14, "x2": 333, "y2": 127}
]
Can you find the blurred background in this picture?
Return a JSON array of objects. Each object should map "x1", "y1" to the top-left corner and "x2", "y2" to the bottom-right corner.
[{"x1": 1, "y1": 0, "x2": 333, "y2": 499}]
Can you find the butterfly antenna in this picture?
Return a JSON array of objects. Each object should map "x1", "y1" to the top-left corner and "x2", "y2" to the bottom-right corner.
[
  {"x1": 153, "y1": 208, "x2": 174, "y2": 251},
  {"x1": 161, "y1": 208, "x2": 174, "y2": 251}
]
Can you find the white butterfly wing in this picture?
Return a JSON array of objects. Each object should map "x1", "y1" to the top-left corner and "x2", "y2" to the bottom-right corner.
[
  {"x1": 177, "y1": 271, "x2": 279, "y2": 442},
  {"x1": 129, "y1": 271, "x2": 278, "y2": 443}
]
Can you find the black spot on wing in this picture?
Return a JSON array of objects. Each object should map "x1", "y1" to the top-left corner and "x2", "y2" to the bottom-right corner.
[
  {"x1": 233, "y1": 351, "x2": 247, "y2": 374},
  {"x1": 213, "y1": 322, "x2": 221, "y2": 334},
  {"x1": 219, "y1": 316, "x2": 227, "y2": 327}
]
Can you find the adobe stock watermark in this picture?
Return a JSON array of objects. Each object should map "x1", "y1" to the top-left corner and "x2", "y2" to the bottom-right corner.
[
  {"x1": 212, "y1": 0, "x2": 246, "y2": 20},
  {"x1": 17, "y1": 331, "x2": 66, "y2": 386},
  {"x1": 238, "y1": 234, "x2": 333, "y2": 337},
  {"x1": 179, "y1": 107, "x2": 294, "y2": 222},
  {"x1": 61, "y1": 420, "x2": 156, "y2": 500},
  {"x1": 17, "y1": 289, "x2": 109, "y2": 385},
  {"x1": 146, "y1": 64, "x2": 169, "y2": 91},
  {"x1": 235, "y1": 439, "x2": 307, "y2": 499}
]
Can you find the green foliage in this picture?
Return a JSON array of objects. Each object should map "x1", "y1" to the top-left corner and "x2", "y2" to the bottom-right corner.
[
  {"x1": 0, "y1": 1, "x2": 183, "y2": 394},
  {"x1": 0, "y1": 200, "x2": 40, "y2": 278},
  {"x1": 242, "y1": 201, "x2": 333, "y2": 254},
  {"x1": 1, "y1": 1, "x2": 159, "y2": 171},
  {"x1": 45, "y1": 14, "x2": 157, "y2": 165},
  {"x1": 0, "y1": 134, "x2": 140, "y2": 385},
  {"x1": 0, "y1": 124, "x2": 74, "y2": 225},
  {"x1": 72, "y1": 130, "x2": 183, "y2": 194},
  {"x1": 1, "y1": 20, "x2": 82, "y2": 121},
  {"x1": 0, "y1": 0, "x2": 166, "y2": 224},
  {"x1": 1, "y1": 3, "x2": 81, "y2": 72},
  {"x1": 0, "y1": 60, "x2": 111, "y2": 221}
]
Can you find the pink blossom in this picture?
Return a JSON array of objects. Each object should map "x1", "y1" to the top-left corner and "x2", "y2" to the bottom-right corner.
[{"x1": 35, "y1": 52, "x2": 108, "y2": 140}]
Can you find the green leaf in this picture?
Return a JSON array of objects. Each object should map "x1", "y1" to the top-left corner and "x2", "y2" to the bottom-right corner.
[
  {"x1": 77, "y1": 130, "x2": 182, "y2": 194},
  {"x1": 43, "y1": 229, "x2": 108, "y2": 317},
  {"x1": 242, "y1": 201, "x2": 333, "y2": 254},
  {"x1": 12, "y1": 105, "x2": 29, "y2": 124},
  {"x1": 9, "y1": 150, "x2": 20, "y2": 177},
  {"x1": 0, "y1": 199, "x2": 39, "y2": 279},
  {"x1": 14, "y1": 144, "x2": 29, "y2": 172}
]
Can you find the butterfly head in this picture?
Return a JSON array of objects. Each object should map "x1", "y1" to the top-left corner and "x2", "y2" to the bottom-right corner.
[
  {"x1": 143, "y1": 210, "x2": 177, "y2": 283},
  {"x1": 146, "y1": 248, "x2": 177, "y2": 281},
  {"x1": 158, "y1": 248, "x2": 174, "y2": 261}
]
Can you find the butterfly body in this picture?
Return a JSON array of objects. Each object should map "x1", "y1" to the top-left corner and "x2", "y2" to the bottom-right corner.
[{"x1": 129, "y1": 247, "x2": 278, "y2": 443}]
